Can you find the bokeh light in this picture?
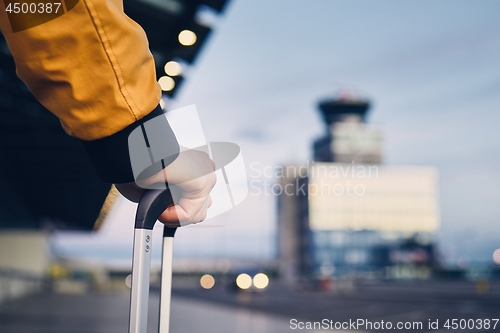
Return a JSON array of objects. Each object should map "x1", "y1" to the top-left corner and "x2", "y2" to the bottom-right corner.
[
  {"x1": 200, "y1": 274, "x2": 215, "y2": 289},
  {"x1": 493, "y1": 249, "x2": 500, "y2": 264},
  {"x1": 158, "y1": 76, "x2": 175, "y2": 91},
  {"x1": 164, "y1": 61, "x2": 182, "y2": 76},
  {"x1": 236, "y1": 273, "x2": 252, "y2": 290},
  {"x1": 253, "y1": 273, "x2": 269, "y2": 289},
  {"x1": 178, "y1": 30, "x2": 197, "y2": 46},
  {"x1": 475, "y1": 280, "x2": 490, "y2": 294},
  {"x1": 49, "y1": 264, "x2": 67, "y2": 279}
]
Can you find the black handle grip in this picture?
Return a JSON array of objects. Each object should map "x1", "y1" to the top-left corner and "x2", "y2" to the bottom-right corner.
[
  {"x1": 135, "y1": 188, "x2": 175, "y2": 230},
  {"x1": 163, "y1": 225, "x2": 177, "y2": 238}
]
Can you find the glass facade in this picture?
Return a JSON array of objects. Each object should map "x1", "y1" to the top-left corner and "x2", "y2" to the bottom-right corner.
[
  {"x1": 309, "y1": 229, "x2": 436, "y2": 278},
  {"x1": 302, "y1": 164, "x2": 439, "y2": 279}
]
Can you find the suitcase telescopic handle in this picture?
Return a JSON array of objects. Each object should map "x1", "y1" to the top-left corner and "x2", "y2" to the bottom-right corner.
[
  {"x1": 129, "y1": 188, "x2": 176, "y2": 333},
  {"x1": 135, "y1": 188, "x2": 175, "y2": 230}
]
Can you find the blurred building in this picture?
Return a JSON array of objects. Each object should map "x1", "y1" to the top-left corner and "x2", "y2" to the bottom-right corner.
[
  {"x1": 0, "y1": 231, "x2": 49, "y2": 303},
  {"x1": 278, "y1": 95, "x2": 440, "y2": 283}
]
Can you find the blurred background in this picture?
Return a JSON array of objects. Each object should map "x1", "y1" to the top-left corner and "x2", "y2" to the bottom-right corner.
[{"x1": 1, "y1": 0, "x2": 500, "y2": 332}]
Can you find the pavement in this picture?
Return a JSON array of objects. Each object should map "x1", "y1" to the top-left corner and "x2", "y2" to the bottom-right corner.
[
  {"x1": 173, "y1": 279, "x2": 500, "y2": 333},
  {"x1": 0, "y1": 280, "x2": 499, "y2": 333},
  {"x1": 0, "y1": 291, "x2": 334, "y2": 333}
]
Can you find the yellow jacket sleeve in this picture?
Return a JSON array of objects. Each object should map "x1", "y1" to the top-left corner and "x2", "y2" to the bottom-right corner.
[{"x1": 0, "y1": 0, "x2": 161, "y2": 141}]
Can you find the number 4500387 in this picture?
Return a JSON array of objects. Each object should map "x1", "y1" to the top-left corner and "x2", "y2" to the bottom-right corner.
[
  {"x1": 6, "y1": 2, "x2": 62, "y2": 14},
  {"x1": 443, "y1": 319, "x2": 498, "y2": 330}
]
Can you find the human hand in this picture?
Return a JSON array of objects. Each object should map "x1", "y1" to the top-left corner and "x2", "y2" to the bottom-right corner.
[{"x1": 115, "y1": 147, "x2": 216, "y2": 227}]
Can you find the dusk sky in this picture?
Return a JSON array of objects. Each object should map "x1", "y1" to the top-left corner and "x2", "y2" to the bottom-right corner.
[{"x1": 54, "y1": 0, "x2": 500, "y2": 266}]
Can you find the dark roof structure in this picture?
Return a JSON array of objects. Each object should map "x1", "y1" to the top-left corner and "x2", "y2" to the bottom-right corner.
[
  {"x1": 318, "y1": 97, "x2": 370, "y2": 125},
  {"x1": 0, "y1": 0, "x2": 230, "y2": 230}
]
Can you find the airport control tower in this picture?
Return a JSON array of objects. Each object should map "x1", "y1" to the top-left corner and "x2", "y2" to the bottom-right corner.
[
  {"x1": 278, "y1": 94, "x2": 440, "y2": 285},
  {"x1": 313, "y1": 95, "x2": 382, "y2": 164}
]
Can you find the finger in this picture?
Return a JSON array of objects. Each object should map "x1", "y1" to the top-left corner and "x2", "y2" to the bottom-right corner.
[
  {"x1": 195, "y1": 196, "x2": 212, "y2": 222},
  {"x1": 160, "y1": 194, "x2": 212, "y2": 226},
  {"x1": 158, "y1": 205, "x2": 180, "y2": 226},
  {"x1": 182, "y1": 197, "x2": 210, "y2": 224},
  {"x1": 192, "y1": 196, "x2": 211, "y2": 223}
]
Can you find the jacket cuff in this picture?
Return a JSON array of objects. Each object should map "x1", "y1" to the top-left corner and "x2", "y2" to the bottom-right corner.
[{"x1": 80, "y1": 105, "x2": 179, "y2": 184}]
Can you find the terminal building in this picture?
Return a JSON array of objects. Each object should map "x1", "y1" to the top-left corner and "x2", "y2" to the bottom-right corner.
[{"x1": 278, "y1": 95, "x2": 440, "y2": 283}]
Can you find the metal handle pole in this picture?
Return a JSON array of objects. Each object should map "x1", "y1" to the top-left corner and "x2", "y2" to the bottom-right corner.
[
  {"x1": 129, "y1": 189, "x2": 174, "y2": 333},
  {"x1": 129, "y1": 229, "x2": 153, "y2": 333},
  {"x1": 159, "y1": 227, "x2": 176, "y2": 333}
]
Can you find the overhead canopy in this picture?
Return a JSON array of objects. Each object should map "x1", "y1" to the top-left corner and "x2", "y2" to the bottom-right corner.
[{"x1": 0, "y1": 0, "x2": 230, "y2": 230}]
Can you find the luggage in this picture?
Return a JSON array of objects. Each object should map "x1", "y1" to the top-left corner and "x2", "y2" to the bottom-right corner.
[{"x1": 129, "y1": 189, "x2": 176, "y2": 333}]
